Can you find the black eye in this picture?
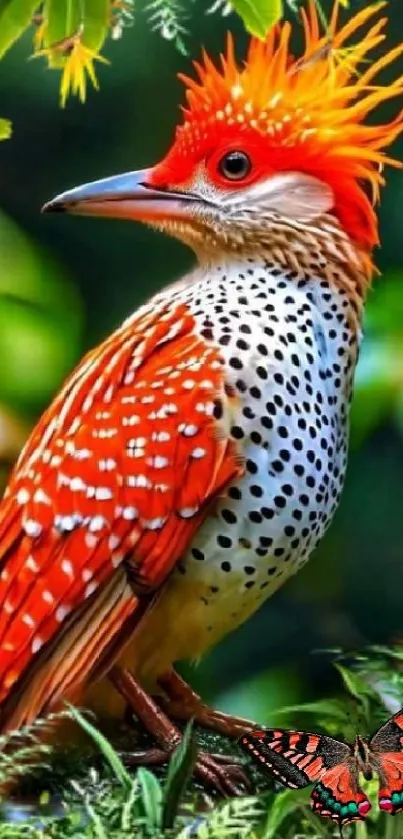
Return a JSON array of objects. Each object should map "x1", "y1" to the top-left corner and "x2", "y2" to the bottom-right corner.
[{"x1": 218, "y1": 150, "x2": 251, "y2": 181}]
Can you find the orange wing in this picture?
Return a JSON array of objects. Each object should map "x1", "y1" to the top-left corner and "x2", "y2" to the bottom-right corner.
[{"x1": 0, "y1": 297, "x2": 242, "y2": 729}]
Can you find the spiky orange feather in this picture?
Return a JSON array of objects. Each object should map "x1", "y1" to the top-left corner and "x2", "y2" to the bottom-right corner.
[{"x1": 152, "y1": 0, "x2": 403, "y2": 252}]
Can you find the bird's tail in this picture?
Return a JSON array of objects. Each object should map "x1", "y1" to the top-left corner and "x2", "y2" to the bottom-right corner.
[{"x1": 0, "y1": 566, "x2": 138, "y2": 733}]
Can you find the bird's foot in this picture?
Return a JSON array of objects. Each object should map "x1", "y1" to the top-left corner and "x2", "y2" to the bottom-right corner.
[
  {"x1": 121, "y1": 747, "x2": 250, "y2": 796},
  {"x1": 109, "y1": 666, "x2": 251, "y2": 796},
  {"x1": 158, "y1": 670, "x2": 257, "y2": 739}
]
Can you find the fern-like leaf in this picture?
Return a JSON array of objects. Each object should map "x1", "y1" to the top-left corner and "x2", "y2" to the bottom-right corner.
[{"x1": 145, "y1": 0, "x2": 189, "y2": 54}]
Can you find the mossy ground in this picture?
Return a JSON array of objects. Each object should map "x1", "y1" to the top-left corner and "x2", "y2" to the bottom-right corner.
[
  {"x1": 14, "y1": 716, "x2": 270, "y2": 794},
  {"x1": 1, "y1": 649, "x2": 403, "y2": 839},
  {"x1": 0, "y1": 719, "x2": 272, "y2": 838}
]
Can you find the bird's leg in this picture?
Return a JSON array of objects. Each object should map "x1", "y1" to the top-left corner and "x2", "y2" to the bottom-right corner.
[
  {"x1": 109, "y1": 666, "x2": 251, "y2": 796},
  {"x1": 158, "y1": 670, "x2": 257, "y2": 739}
]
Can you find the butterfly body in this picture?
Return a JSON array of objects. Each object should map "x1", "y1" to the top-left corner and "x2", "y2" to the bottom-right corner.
[{"x1": 240, "y1": 711, "x2": 403, "y2": 827}]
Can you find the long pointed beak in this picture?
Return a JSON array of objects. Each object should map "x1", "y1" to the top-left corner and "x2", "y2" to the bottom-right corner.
[{"x1": 42, "y1": 167, "x2": 195, "y2": 223}]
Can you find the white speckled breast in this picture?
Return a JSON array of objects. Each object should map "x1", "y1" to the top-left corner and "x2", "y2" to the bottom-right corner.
[{"x1": 132, "y1": 254, "x2": 360, "y2": 676}]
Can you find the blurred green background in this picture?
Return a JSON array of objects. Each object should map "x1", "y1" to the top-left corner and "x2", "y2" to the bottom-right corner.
[{"x1": 0, "y1": 0, "x2": 403, "y2": 729}]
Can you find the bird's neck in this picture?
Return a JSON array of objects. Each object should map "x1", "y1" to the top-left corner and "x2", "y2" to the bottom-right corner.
[
  {"x1": 167, "y1": 245, "x2": 366, "y2": 341},
  {"x1": 189, "y1": 217, "x2": 371, "y2": 320},
  {"x1": 160, "y1": 211, "x2": 372, "y2": 315},
  {"x1": 155, "y1": 247, "x2": 365, "y2": 368}
]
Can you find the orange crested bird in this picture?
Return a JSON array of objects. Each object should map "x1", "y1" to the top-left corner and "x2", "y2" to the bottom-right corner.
[{"x1": 0, "y1": 0, "x2": 402, "y2": 793}]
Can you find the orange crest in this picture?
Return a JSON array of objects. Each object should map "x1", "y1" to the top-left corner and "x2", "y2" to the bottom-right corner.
[{"x1": 153, "y1": 1, "x2": 403, "y2": 251}]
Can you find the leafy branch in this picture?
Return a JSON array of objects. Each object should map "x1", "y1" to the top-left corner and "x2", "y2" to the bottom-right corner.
[{"x1": 0, "y1": 0, "x2": 348, "y2": 124}]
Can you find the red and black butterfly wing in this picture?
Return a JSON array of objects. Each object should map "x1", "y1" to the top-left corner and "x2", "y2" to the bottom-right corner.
[
  {"x1": 240, "y1": 728, "x2": 343, "y2": 788},
  {"x1": 312, "y1": 759, "x2": 372, "y2": 825},
  {"x1": 370, "y1": 709, "x2": 403, "y2": 815},
  {"x1": 240, "y1": 728, "x2": 371, "y2": 826}
]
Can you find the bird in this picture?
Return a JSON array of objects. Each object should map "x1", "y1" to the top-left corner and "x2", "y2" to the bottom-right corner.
[{"x1": 0, "y1": 0, "x2": 401, "y2": 793}]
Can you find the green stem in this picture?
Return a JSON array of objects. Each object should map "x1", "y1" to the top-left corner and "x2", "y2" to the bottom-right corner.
[
  {"x1": 66, "y1": 0, "x2": 74, "y2": 33},
  {"x1": 355, "y1": 821, "x2": 367, "y2": 839},
  {"x1": 65, "y1": 0, "x2": 82, "y2": 35},
  {"x1": 384, "y1": 814, "x2": 399, "y2": 839},
  {"x1": 314, "y1": 0, "x2": 329, "y2": 32},
  {"x1": 78, "y1": 0, "x2": 85, "y2": 26}
]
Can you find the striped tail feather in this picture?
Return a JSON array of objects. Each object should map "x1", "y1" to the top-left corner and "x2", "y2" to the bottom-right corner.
[{"x1": 0, "y1": 566, "x2": 138, "y2": 732}]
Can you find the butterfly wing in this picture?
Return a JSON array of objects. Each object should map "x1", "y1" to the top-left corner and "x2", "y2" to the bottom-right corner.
[
  {"x1": 312, "y1": 759, "x2": 372, "y2": 825},
  {"x1": 240, "y1": 728, "x2": 371, "y2": 826},
  {"x1": 240, "y1": 728, "x2": 349, "y2": 788},
  {"x1": 370, "y1": 710, "x2": 403, "y2": 815}
]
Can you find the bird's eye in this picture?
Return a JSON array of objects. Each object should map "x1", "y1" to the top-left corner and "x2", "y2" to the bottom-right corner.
[{"x1": 218, "y1": 151, "x2": 251, "y2": 181}]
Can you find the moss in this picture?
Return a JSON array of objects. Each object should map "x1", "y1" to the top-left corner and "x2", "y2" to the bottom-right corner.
[
  {"x1": 15, "y1": 718, "x2": 272, "y2": 800},
  {"x1": 0, "y1": 717, "x2": 273, "y2": 838}
]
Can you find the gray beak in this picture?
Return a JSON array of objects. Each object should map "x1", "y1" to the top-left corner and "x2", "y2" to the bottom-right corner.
[{"x1": 42, "y1": 167, "x2": 196, "y2": 223}]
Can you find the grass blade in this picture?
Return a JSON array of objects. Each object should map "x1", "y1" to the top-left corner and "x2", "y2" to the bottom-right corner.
[
  {"x1": 137, "y1": 766, "x2": 163, "y2": 831},
  {"x1": 162, "y1": 722, "x2": 198, "y2": 830},
  {"x1": 66, "y1": 704, "x2": 132, "y2": 791}
]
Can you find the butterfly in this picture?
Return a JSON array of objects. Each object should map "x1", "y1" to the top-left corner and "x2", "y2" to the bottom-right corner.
[{"x1": 240, "y1": 709, "x2": 403, "y2": 828}]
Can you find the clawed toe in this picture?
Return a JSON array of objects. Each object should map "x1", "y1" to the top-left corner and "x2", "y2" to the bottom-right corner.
[
  {"x1": 112, "y1": 667, "x2": 253, "y2": 795},
  {"x1": 120, "y1": 746, "x2": 252, "y2": 795},
  {"x1": 120, "y1": 747, "x2": 172, "y2": 766},
  {"x1": 196, "y1": 752, "x2": 252, "y2": 796},
  {"x1": 210, "y1": 752, "x2": 245, "y2": 765}
]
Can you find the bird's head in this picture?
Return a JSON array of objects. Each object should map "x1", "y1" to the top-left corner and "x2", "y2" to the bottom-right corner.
[{"x1": 44, "y1": 1, "x2": 403, "y2": 275}]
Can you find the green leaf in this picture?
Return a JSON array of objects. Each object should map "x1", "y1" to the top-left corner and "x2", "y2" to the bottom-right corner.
[
  {"x1": 42, "y1": 0, "x2": 81, "y2": 68},
  {"x1": 81, "y1": 0, "x2": 109, "y2": 51},
  {"x1": 334, "y1": 665, "x2": 375, "y2": 703},
  {"x1": 137, "y1": 767, "x2": 163, "y2": 831},
  {"x1": 0, "y1": 118, "x2": 11, "y2": 139},
  {"x1": 274, "y1": 698, "x2": 349, "y2": 722},
  {"x1": 42, "y1": 0, "x2": 108, "y2": 68},
  {"x1": 370, "y1": 645, "x2": 403, "y2": 664},
  {"x1": 264, "y1": 788, "x2": 311, "y2": 838},
  {"x1": 162, "y1": 722, "x2": 197, "y2": 830},
  {"x1": 334, "y1": 664, "x2": 374, "y2": 726},
  {"x1": 0, "y1": 0, "x2": 40, "y2": 59},
  {"x1": 66, "y1": 704, "x2": 133, "y2": 791},
  {"x1": 231, "y1": 0, "x2": 283, "y2": 38}
]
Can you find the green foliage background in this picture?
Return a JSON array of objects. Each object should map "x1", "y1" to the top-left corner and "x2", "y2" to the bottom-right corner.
[{"x1": 0, "y1": 0, "x2": 403, "y2": 833}]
